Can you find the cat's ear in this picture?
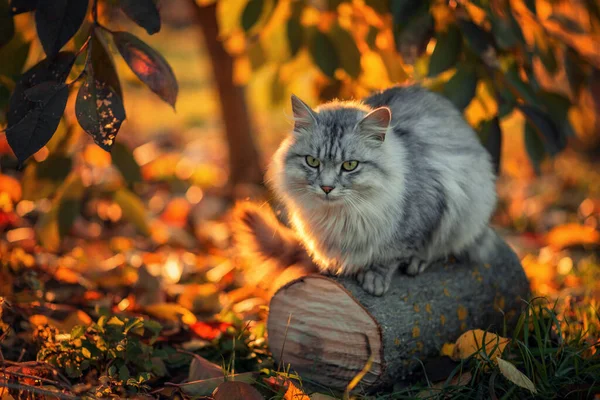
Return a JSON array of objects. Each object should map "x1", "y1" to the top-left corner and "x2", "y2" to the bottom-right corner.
[
  {"x1": 291, "y1": 94, "x2": 317, "y2": 133},
  {"x1": 357, "y1": 107, "x2": 391, "y2": 144}
]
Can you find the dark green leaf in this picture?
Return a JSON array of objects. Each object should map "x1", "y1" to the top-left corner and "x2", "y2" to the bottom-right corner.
[
  {"x1": 479, "y1": 117, "x2": 502, "y2": 175},
  {"x1": 391, "y1": 0, "x2": 428, "y2": 27},
  {"x1": 442, "y1": 65, "x2": 477, "y2": 111},
  {"x1": 286, "y1": 16, "x2": 303, "y2": 57},
  {"x1": 241, "y1": 0, "x2": 264, "y2": 32},
  {"x1": 6, "y1": 83, "x2": 68, "y2": 164},
  {"x1": 365, "y1": 0, "x2": 389, "y2": 14},
  {"x1": 76, "y1": 73, "x2": 126, "y2": 151},
  {"x1": 428, "y1": 24, "x2": 461, "y2": 77},
  {"x1": 309, "y1": 30, "x2": 339, "y2": 79},
  {"x1": 330, "y1": 24, "x2": 361, "y2": 79},
  {"x1": 395, "y1": 12, "x2": 433, "y2": 64},
  {"x1": 35, "y1": 0, "x2": 88, "y2": 57},
  {"x1": 548, "y1": 14, "x2": 585, "y2": 34},
  {"x1": 9, "y1": 0, "x2": 37, "y2": 14},
  {"x1": 457, "y1": 19, "x2": 495, "y2": 61},
  {"x1": 533, "y1": 30, "x2": 557, "y2": 74},
  {"x1": 7, "y1": 51, "x2": 74, "y2": 127},
  {"x1": 564, "y1": 47, "x2": 586, "y2": 95},
  {"x1": 524, "y1": 122, "x2": 545, "y2": 174},
  {"x1": 538, "y1": 91, "x2": 575, "y2": 137},
  {"x1": 504, "y1": 64, "x2": 538, "y2": 106},
  {"x1": 490, "y1": 9, "x2": 524, "y2": 50},
  {"x1": 0, "y1": 34, "x2": 31, "y2": 79},
  {"x1": 112, "y1": 31, "x2": 178, "y2": 108},
  {"x1": 0, "y1": 0, "x2": 15, "y2": 48},
  {"x1": 111, "y1": 141, "x2": 142, "y2": 185},
  {"x1": 120, "y1": 0, "x2": 161, "y2": 35},
  {"x1": 518, "y1": 105, "x2": 565, "y2": 156},
  {"x1": 91, "y1": 28, "x2": 123, "y2": 99},
  {"x1": 113, "y1": 188, "x2": 150, "y2": 236},
  {"x1": 119, "y1": 365, "x2": 131, "y2": 382}
]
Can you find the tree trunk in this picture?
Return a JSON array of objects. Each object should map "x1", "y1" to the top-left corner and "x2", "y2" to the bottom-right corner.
[
  {"x1": 267, "y1": 239, "x2": 530, "y2": 393},
  {"x1": 190, "y1": 2, "x2": 263, "y2": 188}
]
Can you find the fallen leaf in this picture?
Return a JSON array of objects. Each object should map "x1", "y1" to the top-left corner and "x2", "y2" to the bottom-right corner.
[
  {"x1": 145, "y1": 303, "x2": 197, "y2": 325},
  {"x1": 188, "y1": 354, "x2": 224, "y2": 381},
  {"x1": 213, "y1": 380, "x2": 264, "y2": 400},
  {"x1": 178, "y1": 283, "x2": 221, "y2": 313},
  {"x1": 190, "y1": 321, "x2": 232, "y2": 341},
  {"x1": 453, "y1": 329, "x2": 510, "y2": 362},
  {"x1": 497, "y1": 357, "x2": 537, "y2": 393},
  {"x1": 176, "y1": 372, "x2": 257, "y2": 396}
]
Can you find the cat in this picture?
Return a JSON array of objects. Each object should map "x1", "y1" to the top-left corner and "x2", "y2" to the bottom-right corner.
[{"x1": 234, "y1": 85, "x2": 501, "y2": 296}]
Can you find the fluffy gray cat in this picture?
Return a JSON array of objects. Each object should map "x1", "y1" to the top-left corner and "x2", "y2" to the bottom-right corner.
[{"x1": 234, "y1": 85, "x2": 500, "y2": 296}]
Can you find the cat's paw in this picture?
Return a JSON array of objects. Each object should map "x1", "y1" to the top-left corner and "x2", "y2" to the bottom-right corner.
[
  {"x1": 405, "y1": 257, "x2": 430, "y2": 276},
  {"x1": 356, "y1": 269, "x2": 389, "y2": 296}
]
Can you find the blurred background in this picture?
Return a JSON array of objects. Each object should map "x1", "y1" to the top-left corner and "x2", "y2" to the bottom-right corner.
[{"x1": 0, "y1": 0, "x2": 599, "y2": 395}]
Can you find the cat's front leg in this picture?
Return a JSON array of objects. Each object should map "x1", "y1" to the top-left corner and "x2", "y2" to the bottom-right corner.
[
  {"x1": 356, "y1": 261, "x2": 400, "y2": 296},
  {"x1": 405, "y1": 255, "x2": 432, "y2": 275}
]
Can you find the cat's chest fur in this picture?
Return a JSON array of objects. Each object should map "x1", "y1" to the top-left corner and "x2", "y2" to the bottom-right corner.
[{"x1": 289, "y1": 202, "x2": 399, "y2": 274}]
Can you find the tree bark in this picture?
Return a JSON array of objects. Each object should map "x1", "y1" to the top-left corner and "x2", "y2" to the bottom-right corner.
[
  {"x1": 267, "y1": 239, "x2": 530, "y2": 393},
  {"x1": 190, "y1": 2, "x2": 263, "y2": 188}
]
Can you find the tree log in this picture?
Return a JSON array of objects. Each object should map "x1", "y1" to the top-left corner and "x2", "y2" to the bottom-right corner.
[{"x1": 267, "y1": 239, "x2": 530, "y2": 392}]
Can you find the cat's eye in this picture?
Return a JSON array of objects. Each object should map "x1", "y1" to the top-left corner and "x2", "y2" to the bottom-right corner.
[
  {"x1": 305, "y1": 155, "x2": 320, "y2": 168},
  {"x1": 342, "y1": 160, "x2": 359, "y2": 171}
]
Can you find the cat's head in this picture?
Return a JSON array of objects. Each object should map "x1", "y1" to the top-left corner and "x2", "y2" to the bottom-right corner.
[{"x1": 273, "y1": 94, "x2": 393, "y2": 206}]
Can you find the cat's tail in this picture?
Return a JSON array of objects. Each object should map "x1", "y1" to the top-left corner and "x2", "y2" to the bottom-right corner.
[
  {"x1": 231, "y1": 202, "x2": 316, "y2": 289},
  {"x1": 465, "y1": 225, "x2": 507, "y2": 265}
]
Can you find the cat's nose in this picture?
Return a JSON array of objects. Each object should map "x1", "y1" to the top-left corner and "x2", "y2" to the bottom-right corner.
[{"x1": 320, "y1": 185, "x2": 335, "y2": 194}]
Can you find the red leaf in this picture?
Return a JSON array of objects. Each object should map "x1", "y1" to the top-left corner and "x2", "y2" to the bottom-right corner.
[{"x1": 190, "y1": 321, "x2": 232, "y2": 340}]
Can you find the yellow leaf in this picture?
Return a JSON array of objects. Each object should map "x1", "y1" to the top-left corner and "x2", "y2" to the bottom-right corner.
[
  {"x1": 178, "y1": 283, "x2": 221, "y2": 314},
  {"x1": 440, "y1": 342, "x2": 455, "y2": 357},
  {"x1": 145, "y1": 303, "x2": 197, "y2": 325},
  {"x1": 452, "y1": 329, "x2": 510, "y2": 362},
  {"x1": 497, "y1": 357, "x2": 537, "y2": 393}
]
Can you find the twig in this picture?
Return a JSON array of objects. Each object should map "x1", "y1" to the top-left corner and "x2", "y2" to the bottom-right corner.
[
  {"x1": 92, "y1": 0, "x2": 98, "y2": 23},
  {"x1": 0, "y1": 370, "x2": 62, "y2": 387},
  {"x1": 0, "y1": 360, "x2": 72, "y2": 389},
  {"x1": 0, "y1": 382, "x2": 77, "y2": 399}
]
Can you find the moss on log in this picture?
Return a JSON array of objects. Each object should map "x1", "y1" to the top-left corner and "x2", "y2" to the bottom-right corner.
[{"x1": 267, "y1": 238, "x2": 530, "y2": 392}]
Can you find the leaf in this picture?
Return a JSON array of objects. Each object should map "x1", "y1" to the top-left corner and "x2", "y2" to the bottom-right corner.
[
  {"x1": 212, "y1": 381, "x2": 264, "y2": 400},
  {"x1": 112, "y1": 31, "x2": 178, "y2": 107},
  {"x1": 75, "y1": 73, "x2": 126, "y2": 151},
  {"x1": 111, "y1": 142, "x2": 142, "y2": 185},
  {"x1": 504, "y1": 64, "x2": 538, "y2": 106},
  {"x1": 9, "y1": 0, "x2": 37, "y2": 14},
  {"x1": 518, "y1": 105, "x2": 565, "y2": 156},
  {"x1": 452, "y1": 329, "x2": 510, "y2": 362},
  {"x1": 458, "y1": 19, "x2": 494, "y2": 56},
  {"x1": 7, "y1": 51, "x2": 75, "y2": 128},
  {"x1": 188, "y1": 355, "x2": 223, "y2": 381},
  {"x1": 21, "y1": 155, "x2": 72, "y2": 200},
  {"x1": 119, "y1": 0, "x2": 160, "y2": 35},
  {"x1": 442, "y1": 65, "x2": 477, "y2": 111},
  {"x1": 524, "y1": 0, "x2": 536, "y2": 14},
  {"x1": 391, "y1": 0, "x2": 426, "y2": 27},
  {"x1": 480, "y1": 117, "x2": 502, "y2": 175},
  {"x1": 497, "y1": 357, "x2": 537, "y2": 393},
  {"x1": 366, "y1": 26, "x2": 378, "y2": 49},
  {"x1": 546, "y1": 223, "x2": 600, "y2": 250},
  {"x1": 524, "y1": 122, "x2": 545, "y2": 174},
  {"x1": 113, "y1": 187, "x2": 150, "y2": 236},
  {"x1": 6, "y1": 83, "x2": 68, "y2": 164},
  {"x1": 286, "y1": 16, "x2": 303, "y2": 57},
  {"x1": 490, "y1": 8, "x2": 524, "y2": 50},
  {"x1": 34, "y1": 0, "x2": 88, "y2": 57},
  {"x1": 144, "y1": 303, "x2": 197, "y2": 325},
  {"x1": 395, "y1": 11, "x2": 433, "y2": 64},
  {"x1": 533, "y1": 29, "x2": 557, "y2": 75},
  {"x1": 0, "y1": 0, "x2": 15, "y2": 48},
  {"x1": 548, "y1": 14, "x2": 585, "y2": 34},
  {"x1": 330, "y1": 24, "x2": 361, "y2": 79},
  {"x1": 538, "y1": 91, "x2": 575, "y2": 137},
  {"x1": 564, "y1": 48, "x2": 586, "y2": 96},
  {"x1": 190, "y1": 321, "x2": 232, "y2": 341},
  {"x1": 0, "y1": 33, "x2": 31, "y2": 78},
  {"x1": 241, "y1": 0, "x2": 264, "y2": 32},
  {"x1": 428, "y1": 24, "x2": 461, "y2": 77},
  {"x1": 309, "y1": 30, "x2": 338, "y2": 79},
  {"x1": 177, "y1": 373, "x2": 257, "y2": 396},
  {"x1": 91, "y1": 28, "x2": 123, "y2": 99}
]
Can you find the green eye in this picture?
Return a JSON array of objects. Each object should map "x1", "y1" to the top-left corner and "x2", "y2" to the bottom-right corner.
[
  {"x1": 342, "y1": 160, "x2": 359, "y2": 171},
  {"x1": 305, "y1": 155, "x2": 320, "y2": 168}
]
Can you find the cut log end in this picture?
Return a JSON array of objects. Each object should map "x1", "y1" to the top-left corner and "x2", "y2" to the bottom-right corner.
[{"x1": 267, "y1": 241, "x2": 530, "y2": 392}]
